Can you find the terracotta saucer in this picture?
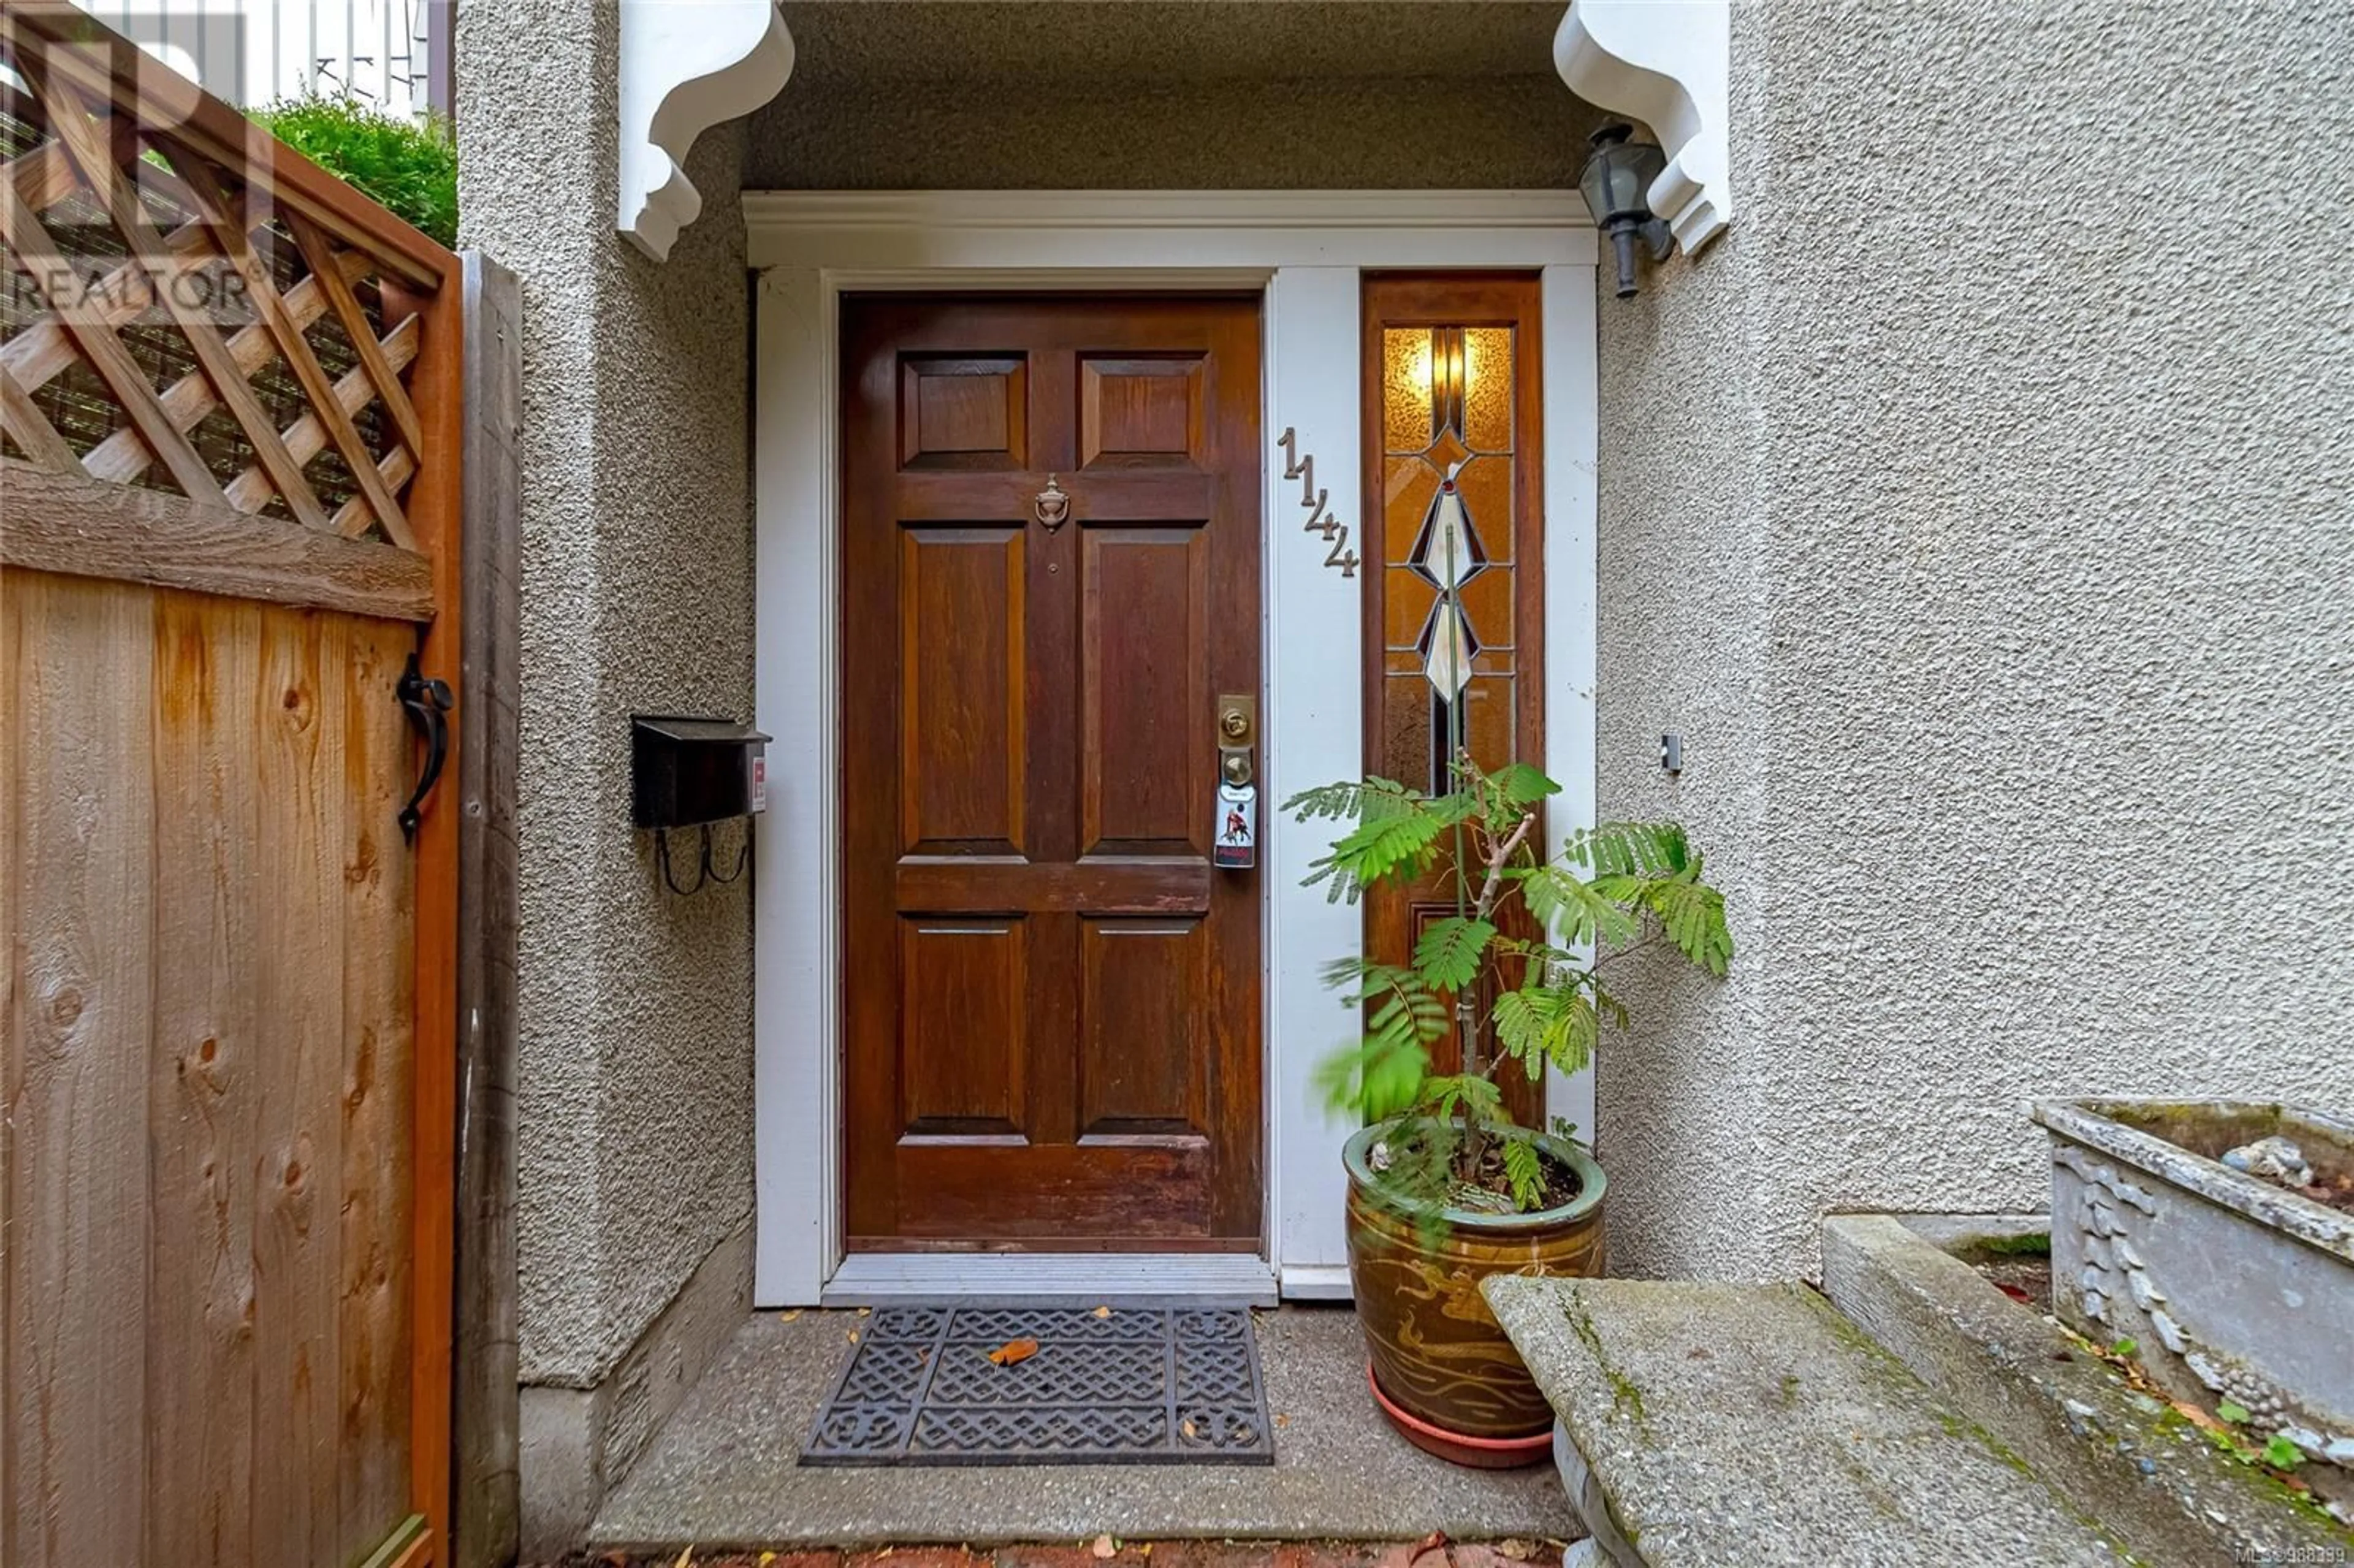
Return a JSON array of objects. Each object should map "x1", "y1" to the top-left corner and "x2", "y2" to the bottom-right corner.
[{"x1": 1365, "y1": 1362, "x2": 1553, "y2": 1470}]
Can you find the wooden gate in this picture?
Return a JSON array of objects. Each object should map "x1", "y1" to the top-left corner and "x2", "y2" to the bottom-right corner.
[{"x1": 1, "y1": 6, "x2": 464, "y2": 1564}]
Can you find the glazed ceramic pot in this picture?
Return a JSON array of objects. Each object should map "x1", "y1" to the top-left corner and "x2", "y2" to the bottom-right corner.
[{"x1": 1344, "y1": 1119, "x2": 1607, "y2": 1460}]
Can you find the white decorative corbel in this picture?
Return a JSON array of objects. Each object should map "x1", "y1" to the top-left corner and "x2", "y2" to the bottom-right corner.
[
  {"x1": 619, "y1": 0, "x2": 796, "y2": 262},
  {"x1": 1554, "y1": 0, "x2": 1731, "y2": 253}
]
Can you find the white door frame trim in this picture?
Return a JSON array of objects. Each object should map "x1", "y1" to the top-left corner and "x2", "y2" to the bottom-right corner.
[{"x1": 748, "y1": 191, "x2": 1598, "y2": 1306}]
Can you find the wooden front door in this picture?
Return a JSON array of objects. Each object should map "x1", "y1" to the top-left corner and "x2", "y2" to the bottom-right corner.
[{"x1": 842, "y1": 295, "x2": 1263, "y2": 1250}]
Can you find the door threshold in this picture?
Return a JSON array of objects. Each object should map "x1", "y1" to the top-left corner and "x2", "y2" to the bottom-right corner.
[{"x1": 821, "y1": 1252, "x2": 1279, "y2": 1307}]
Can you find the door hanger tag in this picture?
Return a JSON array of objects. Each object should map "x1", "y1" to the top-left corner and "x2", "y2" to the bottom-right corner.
[{"x1": 1215, "y1": 778, "x2": 1257, "y2": 869}]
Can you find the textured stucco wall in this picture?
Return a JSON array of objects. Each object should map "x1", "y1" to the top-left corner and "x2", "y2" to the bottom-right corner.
[
  {"x1": 457, "y1": 0, "x2": 755, "y2": 1388},
  {"x1": 1598, "y1": 0, "x2": 2354, "y2": 1281}
]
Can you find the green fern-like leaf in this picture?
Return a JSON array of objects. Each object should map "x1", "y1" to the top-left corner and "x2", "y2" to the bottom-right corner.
[
  {"x1": 1645, "y1": 873, "x2": 1733, "y2": 976},
  {"x1": 1519, "y1": 864, "x2": 1639, "y2": 946},
  {"x1": 1317, "y1": 954, "x2": 1382, "y2": 991},
  {"x1": 1487, "y1": 763, "x2": 1560, "y2": 808},
  {"x1": 1589, "y1": 976, "x2": 1630, "y2": 1034},
  {"x1": 1322, "y1": 961, "x2": 1449, "y2": 1043},
  {"x1": 1284, "y1": 775, "x2": 1419, "y2": 823},
  {"x1": 1412, "y1": 917, "x2": 1496, "y2": 994},
  {"x1": 1423, "y1": 790, "x2": 1487, "y2": 829},
  {"x1": 1308, "y1": 807, "x2": 1449, "y2": 903},
  {"x1": 1491, "y1": 978, "x2": 1598, "y2": 1078},
  {"x1": 1550, "y1": 988, "x2": 1599, "y2": 1076},
  {"x1": 1420, "y1": 1073, "x2": 1504, "y2": 1127},
  {"x1": 1567, "y1": 822, "x2": 1688, "y2": 878},
  {"x1": 1491, "y1": 988, "x2": 1546, "y2": 1065},
  {"x1": 1312, "y1": 1034, "x2": 1430, "y2": 1120},
  {"x1": 1501, "y1": 1138, "x2": 1544, "y2": 1211}
]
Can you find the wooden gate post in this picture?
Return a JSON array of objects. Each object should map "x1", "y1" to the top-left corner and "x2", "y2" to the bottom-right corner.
[{"x1": 452, "y1": 251, "x2": 525, "y2": 1568}]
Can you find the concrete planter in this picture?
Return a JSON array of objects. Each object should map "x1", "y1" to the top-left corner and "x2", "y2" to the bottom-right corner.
[
  {"x1": 1341, "y1": 1120, "x2": 1606, "y2": 1466},
  {"x1": 2032, "y1": 1098, "x2": 2354, "y2": 1485}
]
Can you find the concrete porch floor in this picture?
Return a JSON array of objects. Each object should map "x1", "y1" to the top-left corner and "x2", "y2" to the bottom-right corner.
[{"x1": 592, "y1": 1306, "x2": 1582, "y2": 1550}]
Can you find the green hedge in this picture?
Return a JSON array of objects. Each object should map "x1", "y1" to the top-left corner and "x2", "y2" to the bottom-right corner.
[{"x1": 249, "y1": 96, "x2": 457, "y2": 249}]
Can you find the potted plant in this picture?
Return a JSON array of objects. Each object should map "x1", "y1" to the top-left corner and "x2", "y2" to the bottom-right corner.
[{"x1": 1284, "y1": 763, "x2": 1731, "y2": 1467}]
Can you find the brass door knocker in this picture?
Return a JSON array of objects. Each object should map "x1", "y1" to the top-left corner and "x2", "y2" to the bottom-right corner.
[{"x1": 1034, "y1": 473, "x2": 1069, "y2": 531}]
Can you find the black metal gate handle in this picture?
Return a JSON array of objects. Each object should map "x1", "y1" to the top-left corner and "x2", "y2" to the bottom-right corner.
[{"x1": 396, "y1": 651, "x2": 454, "y2": 842}]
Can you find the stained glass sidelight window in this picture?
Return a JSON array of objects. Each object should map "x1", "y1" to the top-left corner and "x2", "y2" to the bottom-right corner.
[
  {"x1": 1360, "y1": 275, "x2": 1544, "y2": 1111},
  {"x1": 1379, "y1": 323, "x2": 1522, "y2": 794}
]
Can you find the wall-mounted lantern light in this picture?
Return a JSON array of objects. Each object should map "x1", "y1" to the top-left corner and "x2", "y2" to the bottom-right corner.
[{"x1": 1579, "y1": 123, "x2": 1675, "y2": 299}]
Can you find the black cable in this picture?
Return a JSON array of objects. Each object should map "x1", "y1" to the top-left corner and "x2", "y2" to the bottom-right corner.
[
  {"x1": 702, "y1": 818, "x2": 752, "y2": 885},
  {"x1": 655, "y1": 826, "x2": 707, "y2": 896}
]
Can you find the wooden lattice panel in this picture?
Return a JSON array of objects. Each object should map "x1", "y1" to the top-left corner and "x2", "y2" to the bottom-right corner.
[{"x1": 0, "y1": 13, "x2": 427, "y2": 548}]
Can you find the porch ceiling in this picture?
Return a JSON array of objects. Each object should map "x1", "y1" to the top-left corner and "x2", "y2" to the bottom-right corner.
[
  {"x1": 750, "y1": 2, "x2": 1606, "y2": 191},
  {"x1": 778, "y1": 1, "x2": 1570, "y2": 86}
]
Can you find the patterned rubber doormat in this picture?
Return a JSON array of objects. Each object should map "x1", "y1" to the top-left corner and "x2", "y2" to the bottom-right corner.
[{"x1": 801, "y1": 1304, "x2": 1274, "y2": 1467}]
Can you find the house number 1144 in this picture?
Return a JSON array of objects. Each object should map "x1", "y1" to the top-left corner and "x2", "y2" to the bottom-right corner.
[{"x1": 1276, "y1": 427, "x2": 1360, "y2": 579}]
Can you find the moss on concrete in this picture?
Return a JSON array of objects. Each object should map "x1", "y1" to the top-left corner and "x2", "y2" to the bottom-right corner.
[
  {"x1": 1969, "y1": 1231, "x2": 2054, "y2": 1260},
  {"x1": 1562, "y1": 1295, "x2": 1648, "y2": 1430}
]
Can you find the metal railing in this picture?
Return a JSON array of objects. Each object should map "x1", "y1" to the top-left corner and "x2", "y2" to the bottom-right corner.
[{"x1": 66, "y1": 0, "x2": 448, "y2": 116}]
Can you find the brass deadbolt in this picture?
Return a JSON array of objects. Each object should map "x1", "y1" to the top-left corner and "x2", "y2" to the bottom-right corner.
[{"x1": 1220, "y1": 707, "x2": 1250, "y2": 741}]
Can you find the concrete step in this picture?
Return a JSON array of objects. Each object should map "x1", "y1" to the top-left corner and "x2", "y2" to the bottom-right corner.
[
  {"x1": 1482, "y1": 1277, "x2": 2135, "y2": 1567},
  {"x1": 1822, "y1": 1213, "x2": 2354, "y2": 1566}
]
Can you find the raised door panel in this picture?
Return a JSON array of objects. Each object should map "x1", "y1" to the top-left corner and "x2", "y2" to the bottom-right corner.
[
  {"x1": 899, "y1": 918, "x2": 1027, "y2": 1138},
  {"x1": 899, "y1": 527, "x2": 1026, "y2": 855},
  {"x1": 1080, "y1": 527, "x2": 1206, "y2": 857},
  {"x1": 901, "y1": 356, "x2": 1028, "y2": 470},
  {"x1": 1080, "y1": 356, "x2": 1204, "y2": 470},
  {"x1": 1078, "y1": 918, "x2": 1208, "y2": 1140}
]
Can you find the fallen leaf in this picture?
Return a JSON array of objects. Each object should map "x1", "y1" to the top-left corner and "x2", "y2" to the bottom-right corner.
[
  {"x1": 1407, "y1": 1531, "x2": 1449, "y2": 1564},
  {"x1": 988, "y1": 1337, "x2": 1040, "y2": 1366},
  {"x1": 1497, "y1": 1541, "x2": 1537, "y2": 1562},
  {"x1": 1093, "y1": 1305, "x2": 1114, "y2": 1319},
  {"x1": 672, "y1": 1548, "x2": 696, "y2": 1568},
  {"x1": 1092, "y1": 1535, "x2": 1120, "y2": 1559},
  {"x1": 1994, "y1": 1282, "x2": 2032, "y2": 1304},
  {"x1": 1274, "y1": 1413, "x2": 1290, "y2": 1429},
  {"x1": 1181, "y1": 1418, "x2": 1198, "y2": 1439},
  {"x1": 858, "y1": 1306, "x2": 874, "y2": 1317},
  {"x1": 1139, "y1": 1548, "x2": 1152, "y2": 1558},
  {"x1": 760, "y1": 1555, "x2": 778, "y2": 1567},
  {"x1": 777, "y1": 1309, "x2": 803, "y2": 1322},
  {"x1": 2171, "y1": 1399, "x2": 2226, "y2": 1436},
  {"x1": 847, "y1": 1329, "x2": 860, "y2": 1344}
]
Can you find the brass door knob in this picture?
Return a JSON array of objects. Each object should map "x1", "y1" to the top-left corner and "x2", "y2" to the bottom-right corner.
[{"x1": 1221, "y1": 752, "x2": 1253, "y2": 786}]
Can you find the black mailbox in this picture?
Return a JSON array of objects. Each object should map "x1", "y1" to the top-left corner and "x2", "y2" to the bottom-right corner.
[{"x1": 631, "y1": 715, "x2": 771, "y2": 830}]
